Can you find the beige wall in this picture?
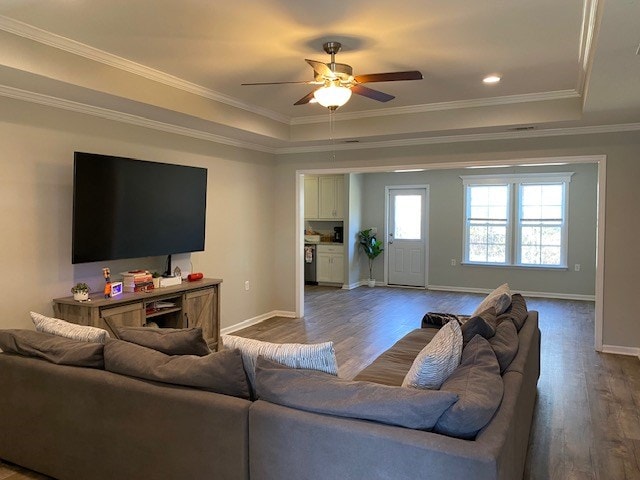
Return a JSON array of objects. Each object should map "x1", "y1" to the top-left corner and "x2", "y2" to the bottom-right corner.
[
  {"x1": 274, "y1": 132, "x2": 640, "y2": 350},
  {"x1": 0, "y1": 96, "x2": 277, "y2": 331},
  {"x1": 1, "y1": 93, "x2": 638, "y2": 352}
]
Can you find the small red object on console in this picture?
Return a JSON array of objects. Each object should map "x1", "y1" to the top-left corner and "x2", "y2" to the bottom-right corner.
[{"x1": 187, "y1": 273, "x2": 203, "y2": 281}]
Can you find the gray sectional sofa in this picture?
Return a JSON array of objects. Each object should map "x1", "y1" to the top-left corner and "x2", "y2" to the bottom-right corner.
[{"x1": 0, "y1": 301, "x2": 540, "y2": 480}]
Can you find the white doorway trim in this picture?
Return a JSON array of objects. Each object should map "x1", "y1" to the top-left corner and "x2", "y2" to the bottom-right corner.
[
  {"x1": 383, "y1": 185, "x2": 430, "y2": 288},
  {"x1": 295, "y1": 154, "x2": 606, "y2": 352}
]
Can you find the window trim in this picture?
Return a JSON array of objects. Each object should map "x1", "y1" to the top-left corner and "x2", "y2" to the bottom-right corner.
[{"x1": 461, "y1": 172, "x2": 573, "y2": 268}]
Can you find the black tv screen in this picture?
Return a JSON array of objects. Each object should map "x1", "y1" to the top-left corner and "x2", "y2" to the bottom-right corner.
[{"x1": 72, "y1": 152, "x2": 207, "y2": 264}]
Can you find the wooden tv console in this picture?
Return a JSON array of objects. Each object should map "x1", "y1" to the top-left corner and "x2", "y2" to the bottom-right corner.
[{"x1": 53, "y1": 278, "x2": 222, "y2": 350}]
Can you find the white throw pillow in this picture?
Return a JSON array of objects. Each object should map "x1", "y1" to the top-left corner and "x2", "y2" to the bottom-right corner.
[
  {"x1": 402, "y1": 320, "x2": 463, "y2": 390},
  {"x1": 30, "y1": 311, "x2": 110, "y2": 344},
  {"x1": 221, "y1": 334, "x2": 338, "y2": 389},
  {"x1": 471, "y1": 283, "x2": 512, "y2": 317}
]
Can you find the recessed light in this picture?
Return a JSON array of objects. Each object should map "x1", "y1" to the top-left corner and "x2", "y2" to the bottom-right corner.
[
  {"x1": 483, "y1": 75, "x2": 501, "y2": 84},
  {"x1": 393, "y1": 168, "x2": 425, "y2": 173}
]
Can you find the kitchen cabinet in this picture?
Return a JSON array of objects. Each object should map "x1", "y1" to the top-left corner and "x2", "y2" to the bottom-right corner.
[
  {"x1": 319, "y1": 175, "x2": 344, "y2": 219},
  {"x1": 317, "y1": 244, "x2": 344, "y2": 284},
  {"x1": 304, "y1": 176, "x2": 319, "y2": 219},
  {"x1": 304, "y1": 175, "x2": 344, "y2": 220}
]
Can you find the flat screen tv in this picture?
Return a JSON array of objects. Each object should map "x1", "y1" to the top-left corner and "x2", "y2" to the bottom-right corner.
[{"x1": 72, "y1": 152, "x2": 207, "y2": 264}]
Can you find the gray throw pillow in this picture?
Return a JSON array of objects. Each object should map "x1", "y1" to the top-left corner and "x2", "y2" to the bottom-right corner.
[
  {"x1": 114, "y1": 326, "x2": 210, "y2": 356},
  {"x1": 461, "y1": 308, "x2": 497, "y2": 344},
  {"x1": 502, "y1": 293, "x2": 528, "y2": 331},
  {"x1": 255, "y1": 357, "x2": 458, "y2": 430},
  {"x1": 489, "y1": 318, "x2": 519, "y2": 373},
  {"x1": 104, "y1": 339, "x2": 250, "y2": 399},
  {"x1": 471, "y1": 283, "x2": 512, "y2": 317},
  {"x1": 0, "y1": 329, "x2": 104, "y2": 368},
  {"x1": 435, "y1": 335, "x2": 503, "y2": 439}
]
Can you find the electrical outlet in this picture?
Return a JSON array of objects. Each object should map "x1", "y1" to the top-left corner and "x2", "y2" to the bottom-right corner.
[
  {"x1": 451, "y1": 259, "x2": 456, "y2": 266},
  {"x1": 244, "y1": 280, "x2": 250, "y2": 291},
  {"x1": 574, "y1": 264, "x2": 581, "y2": 272}
]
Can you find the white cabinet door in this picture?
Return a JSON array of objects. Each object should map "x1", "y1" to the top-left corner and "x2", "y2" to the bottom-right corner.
[
  {"x1": 318, "y1": 175, "x2": 345, "y2": 219},
  {"x1": 334, "y1": 175, "x2": 344, "y2": 219},
  {"x1": 317, "y1": 245, "x2": 344, "y2": 283},
  {"x1": 304, "y1": 176, "x2": 319, "y2": 219},
  {"x1": 318, "y1": 176, "x2": 336, "y2": 219}
]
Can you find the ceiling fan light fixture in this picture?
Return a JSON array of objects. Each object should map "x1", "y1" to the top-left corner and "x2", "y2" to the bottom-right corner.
[
  {"x1": 313, "y1": 84, "x2": 352, "y2": 109},
  {"x1": 483, "y1": 75, "x2": 501, "y2": 84}
]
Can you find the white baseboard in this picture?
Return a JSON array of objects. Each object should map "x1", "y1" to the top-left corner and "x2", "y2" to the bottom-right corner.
[
  {"x1": 427, "y1": 284, "x2": 595, "y2": 302},
  {"x1": 601, "y1": 344, "x2": 640, "y2": 359},
  {"x1": 221, "y1": 310, "x2": 296, "y2": 335}
]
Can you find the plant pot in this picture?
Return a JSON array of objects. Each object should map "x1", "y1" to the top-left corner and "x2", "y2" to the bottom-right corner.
[
  {"x1": 367, "y1": 279, "x2": 376, "y2": 288},
  {"x1": 73, "y1": 291, "x2": 89, "y2": 302},
  {"x1": 152, "y1": 277, "x2": 161, "y2": 289}
]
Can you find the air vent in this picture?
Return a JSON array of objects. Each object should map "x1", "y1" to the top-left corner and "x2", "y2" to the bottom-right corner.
[{"x1": 510, "y1": 126, "x2": 535, "y2": 131}]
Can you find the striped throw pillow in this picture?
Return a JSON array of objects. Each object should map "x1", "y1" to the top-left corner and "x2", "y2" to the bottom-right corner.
[{"x1": 30, "y1": 311, "x2": 110, "y2": 344}]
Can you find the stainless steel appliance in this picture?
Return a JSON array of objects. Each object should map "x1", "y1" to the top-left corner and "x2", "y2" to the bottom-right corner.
[
  {"x1": 334, "y1": 226, "x2": 343, "y2": 243},
  {"x1": 304, "y1": 244, "x2": 317, "y2": 284}
]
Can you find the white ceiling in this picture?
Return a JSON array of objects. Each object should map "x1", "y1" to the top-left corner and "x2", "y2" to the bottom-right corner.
[{"x1": 0, "y1": 0, "x2": 638, "y2": 152}]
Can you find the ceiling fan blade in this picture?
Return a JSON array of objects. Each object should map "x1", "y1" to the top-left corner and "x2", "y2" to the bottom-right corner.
[
  {"x1": 351, "y1": 84, "x2": 395, "y2": 102},
  {"x1": 242, "y1": 80, "x2": 316, "y2": 86},
  {"x1": 354, "y1": 71, "x2": 423, "y2": 83},
  {"x1": 305, "y1": 59, "x2": 334, "y2": 78},
  {"x1": 294, "y1": 91, "x2": 318, "y2": 106}
]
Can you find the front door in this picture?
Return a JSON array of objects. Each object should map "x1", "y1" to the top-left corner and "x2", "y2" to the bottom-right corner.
[{"x1": 386, "y1": 187, "x2": 428, "y2": 287}]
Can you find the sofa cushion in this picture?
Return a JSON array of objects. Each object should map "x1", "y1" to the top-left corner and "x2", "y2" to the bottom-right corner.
[
  {"x1": 221, "y1": 335, "x2": 338, "y2": 394},
  {"x1": 489, "y1": 318, "x2": 519, "y2": 373},
  {"x1": 30, "y1": 311, "x2": 110, "y2": 343},
  {"x1": 104, "y1": 339, "x2": 250, "y2": 398},
  {"x1": 501, "y1": 293, "x2": 528, "y2": 331},
  {"x1": 0, "y1": 329, "x2": 104, "y2": 368},
  {"x1": 402, "y1": 320, "x2": 462, "y2": 390},
  {"x1": 461, "y1": 308, "x2": 497, "y2": 344},
  {"x1": 255, "y1": 357, "x2": 458, "y2": 430},
  {"x1": 354, "y1": 328, "x2": 439, "y2": 386},
  {"x1": 471, "y1": 283, "x2": 512, "y2": 317},
  {"x1": 113, "y1": 326, "x2": 210, "y2": 356},
  {"x1": 435, "y1": 335, "x2": 503, "y2": 439}
]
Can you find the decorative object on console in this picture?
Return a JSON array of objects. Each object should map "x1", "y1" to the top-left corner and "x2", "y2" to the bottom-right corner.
[
  {"x1": 109, "y1": 281, "x2": 123, "y2": 297},
  {"x1": 70, "y1": 283, "x2": 90, "y2": 302},
  {"x1": 102, "y1": 267, "x2": 111, "y2": 298},
  {"x1": 358, "y1": 228, "x2": 384, "y2": 287},
  {"x1": 187, "y1": 272, "x2": 204, "y2": 282},
  {"x1": 151, "y1": 272, "x2": 161, "y2": 289}
]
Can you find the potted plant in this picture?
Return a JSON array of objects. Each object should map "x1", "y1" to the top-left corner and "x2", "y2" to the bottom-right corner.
[
  {"x1": 359, "y1": 229, "x2": 384, "y2": 287},
  {"x1": 71, "y1": 282, "x2": 90, "y2": 301},
  {"x1": 152, "y1": 272, "x2": 161, "y2": 289}
]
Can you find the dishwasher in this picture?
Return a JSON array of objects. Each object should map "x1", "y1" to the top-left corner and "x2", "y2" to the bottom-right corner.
[{"x1": 304, "y1": 244, "x2": 317, "y2": 285}]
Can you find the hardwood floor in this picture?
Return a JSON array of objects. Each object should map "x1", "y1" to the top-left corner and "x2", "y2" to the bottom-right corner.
[{"x1": 3, "y1": 285, "x2": 639, "y2": 479}]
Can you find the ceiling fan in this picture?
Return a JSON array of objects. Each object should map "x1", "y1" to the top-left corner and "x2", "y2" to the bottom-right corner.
[{"x1": 242, "y1": 41, "x2": 423, "y2": 110}]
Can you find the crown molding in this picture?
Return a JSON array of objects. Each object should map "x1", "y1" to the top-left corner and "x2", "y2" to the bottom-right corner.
[
  {"x1": 0, "y1": 84, "x2": 277, "y2": 154},
  {"x1": 0, "y1": 15, "x2": 290, "y2": 125},
  {"x1": 290, "y1": 90, "x2": 581, "y2": 125},
  {"x1": 2, "y1": 83, "x2": 638, "y2": 157},
  {"x1": 276, "y1": 122, "x2": 640, "y2": 154}
]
